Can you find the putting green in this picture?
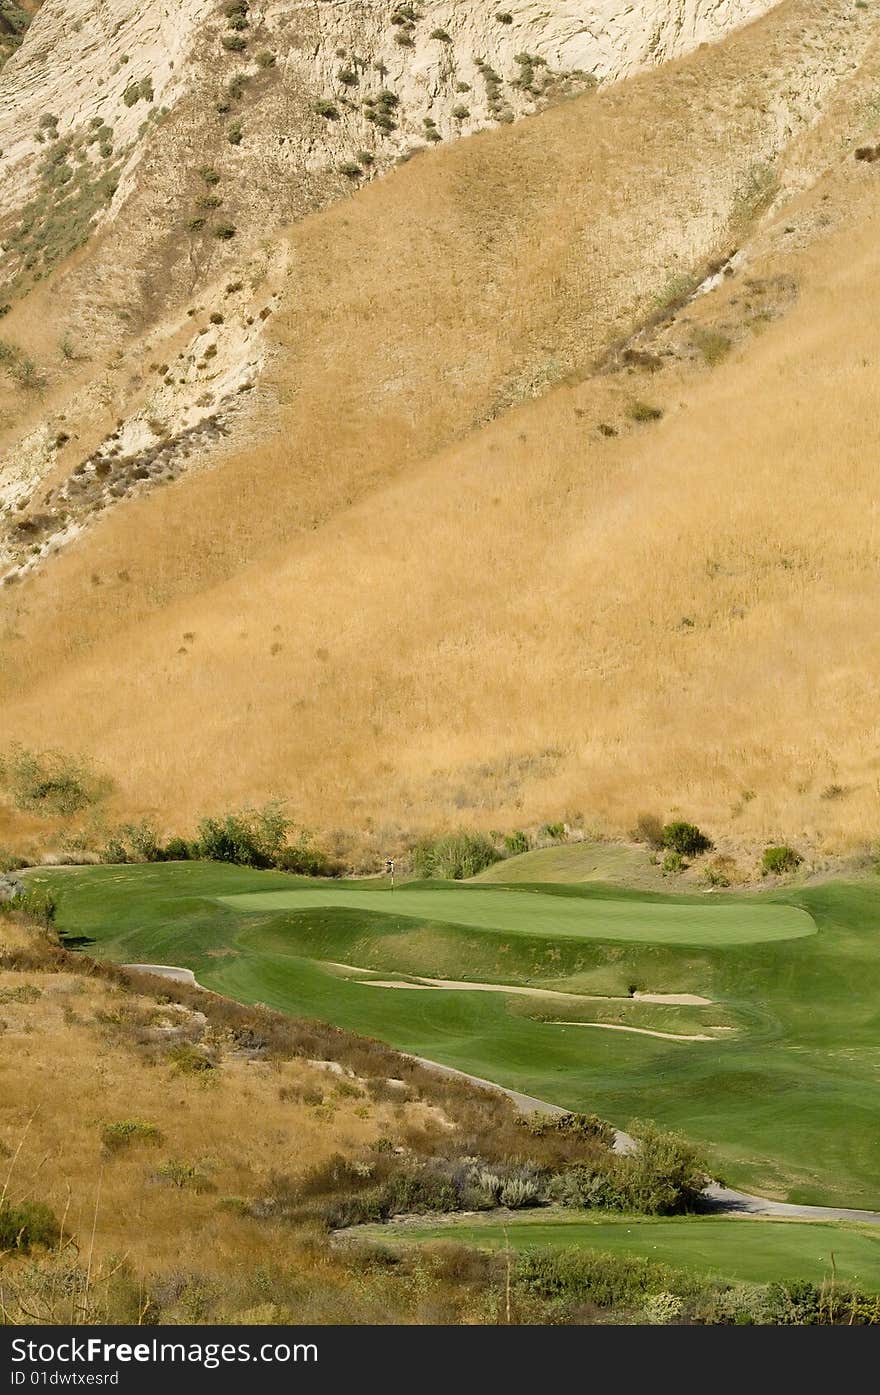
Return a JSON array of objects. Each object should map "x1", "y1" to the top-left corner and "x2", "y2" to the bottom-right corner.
[
  {"x1": 217, "y1": 886, "x2": 815, "y2": 946},
  {"x1": 360, "y1": 1212, "x2": 880, "y2": 1290}
]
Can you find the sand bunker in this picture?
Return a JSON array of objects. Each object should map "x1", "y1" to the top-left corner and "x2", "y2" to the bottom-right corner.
[
  {"x1": 551, "y1": 1021, "x2": 716, "y2": 1042},
  {"x1": 339, "y1": 967, "x2": 712, "y2": 1006},
  {"x1": 632, "y1": 991, "x2": 712, "y2": 1006}
]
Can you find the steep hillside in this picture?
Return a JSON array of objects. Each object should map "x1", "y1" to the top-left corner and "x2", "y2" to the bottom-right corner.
[
  {"x1": 3, "y1": 0, "x2": 880, "y2": 855},
  {"x1": 0, "y1": 0, "x2": 779, "y2": 583}
]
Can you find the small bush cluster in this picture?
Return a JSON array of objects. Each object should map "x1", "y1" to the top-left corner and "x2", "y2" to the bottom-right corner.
[
  {"x1": 503, "y1": 830, "x2": 530, "y2": 856},
  {"x1": 0, "y1": 744, "x2": 107, "y2": 816},
  {"x1": 101, "y1": 1119, "x2": 162, "y2": 1154},
  {"x1": 662, "y1": 821, "x2": 713, "y2": 857},
  {"x1": 411, "y1": 831, "x2": 501, "y2": 880},
  {"x1": 761, "y1": 845, "x2": 802, "y2": 876},
  {"x1": 154, "y1": 1160, "x2": 215, "y2": 1192},
  {"x1": 267, "y1": 1116, "x2": 707, "y2": 1232},
  {"x1": 0, "y1": 1199, "x2": 60, "y2": 1252},
  {"x1": 627, "y1": 399, "x2": 664, "y2": 423},
  {"x1": 363, "y1": 88, "x2": 399, "y2": 133},
  {"x1": 3, "y1": 886, "x2": 57, "y2": 930},
  {"x1": 540, "y1": 821, "x2": 567, "y2": 842}
]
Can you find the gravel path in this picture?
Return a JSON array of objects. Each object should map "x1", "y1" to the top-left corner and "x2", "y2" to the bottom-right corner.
[{"x1": 122, "y1": 964, "x2": 880, "y2": 1224}]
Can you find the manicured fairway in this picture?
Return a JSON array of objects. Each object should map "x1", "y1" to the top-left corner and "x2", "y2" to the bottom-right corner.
[
  {"x1": 27, "y1": 861, "x2": 880, "y2": 1209},
  {"x1": 217, "y1": 885, "x2": 815, "y2": 946},
  {"x1": 359, "y1": 1213, "x2": 880, "y2": 1290}
]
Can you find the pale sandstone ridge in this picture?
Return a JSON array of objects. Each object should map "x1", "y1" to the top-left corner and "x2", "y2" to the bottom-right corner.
[
  {"x1": 0, "y1": 0, "x2": 214, "y2": 220},
  {"x1": 0, "y1": 0, "x2": 783, "y2": 223}
]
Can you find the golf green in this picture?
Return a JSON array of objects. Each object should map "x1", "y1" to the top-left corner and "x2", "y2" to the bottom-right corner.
[{"x1": 217, "y1": 885, "x2": 816, "y2": 946}]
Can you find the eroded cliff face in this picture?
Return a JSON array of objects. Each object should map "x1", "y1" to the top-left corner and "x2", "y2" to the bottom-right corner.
[
  {"x1": 0, "y1": 0, "x2": 785, "y2": 577},
  {"x1": 0, "y1": 0, "x2": 783, "y2": 268}
]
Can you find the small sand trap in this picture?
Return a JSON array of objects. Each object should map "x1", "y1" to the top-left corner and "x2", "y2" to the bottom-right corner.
[
  {"x1": 360, "y1": 977, "x2": 601, "y2": 999},
  {"x1": 322, "y1": 961, "x2": 376, "y2": 975},
  {"x1": 551, "y1": 1021, "x2": 716, "y2": 1042},
  {"x1": 633, "y1": 991, "x2": 712, "y2": 1006},
  {"x1": 345, "y1": 969, "x2": 712, "y2": 1006},
  {"x1": 364, "y1": 980, "x2": 436, "y2": 990}
]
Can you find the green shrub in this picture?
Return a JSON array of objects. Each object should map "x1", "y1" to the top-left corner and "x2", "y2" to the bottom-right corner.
[
  {"x1": 661, "y1": 850, "x2": 686, "y2": 876},
  {"x1": 102, "y1": 1120, "x2": 161, "y2": 1154},
  {"x1": 430, "y1": 28, "x2": 451, "y2": 41},
  {"x1": 627, "y1": 399, "x2": 664, "y2": 423},
  {"x1": 167, "y1": 1044, "x2": 215, "y2": 1076},
  {"x1": 199, "y1": 166, "x2": 221, "y2": 185},
  {"x1": 703, "y1": 859, "x2": 732, "y2": 888},
  {"x1": 214, "y1": 219, "x2": 237, "y2": 239},
  {"x1": 503, "y1": 830, "x2": 530, "y2": 856},
  {"x1": 526, "y1": 1112, "x2": 616, "y2": 1149},
  {"x1": 761, "y1": 845, "x2": 802, "y2": 876},
  {"x1": 255, "y1": 49, "x2": 275, "y2": 68},
  {"x1": 276, "y1": 841, "x2": 336, "y2": 876},
  {"x1": 540, "y1": 822, "x2": 567, "y2": 842},
  {"x1": 452, "y1": 104, "x2": 470, "y2": 120},
  {"x1": 499, "y1": 1176, "x2": 539, "y2": 1208},
  {"x1": 692, "y1": 327, "x2": 732, "y2": 366},
  {"x1": 155, "y1": 1160, "x2": 214, "y2": 1192},
  {"x1": 313, "y1": 99, "x2": 339, "y2": 120},
  {"x1": 0, "y1": 1199, "x2": 60, "y2": 1252},
  {"x1": 516, "y1": 1247, "x2": 681, "y2": 1310},
  {"x1": 226, "y1": 121, "x2": 242, "y2": 145},
  {"x1": 162, "y1": 836, "x2": 192, "y2": 862},
  {"x1": 0, "y1": 745, "x2": 106, "y2": 816},
  {"x1": 0, "y1": 984, "x2": 41, "y2": 1004},
  {"x1": 122, "y1": 83, "x2": 141, "y2": 107},
  {"x1": 221, "y1": 34, "x2": 247, "y2": 51},
  {"x1": 411, "y1": 831, "x2": 501, "y2": 880},
  {"x1": 622, "y1": 1122, "x2": 709, "y2": 1214},
  {"x1": 6, "y1": 887, "x2": 57, "y2": 929},
  {"x1": 195, "y1": 804, "x2": 289, "y2": 868},
  {"x1": 662, "y1": 821, "x2": 713, "y2": 857}
]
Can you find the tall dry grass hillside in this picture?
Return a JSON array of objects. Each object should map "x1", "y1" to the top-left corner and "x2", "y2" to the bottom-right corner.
[{"x1": 2, "y1": 0, "x2": 880, "y2": 854}]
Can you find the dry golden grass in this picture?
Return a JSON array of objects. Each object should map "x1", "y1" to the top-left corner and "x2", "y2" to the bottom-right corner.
[
  {"x1": 3, "y1": 0, "x2": 880, "y2": 851},
  {"x1": 0, "y1": 916, "x2": 586, "y2": 1324},
  {"x1": 0, "y1": 948, "x2": 400, "y2": 1275}
]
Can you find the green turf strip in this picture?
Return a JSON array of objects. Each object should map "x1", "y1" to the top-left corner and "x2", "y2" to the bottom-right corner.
[{"x1": 360, "y1": 1213, "x2": 880, "y2": 1290}]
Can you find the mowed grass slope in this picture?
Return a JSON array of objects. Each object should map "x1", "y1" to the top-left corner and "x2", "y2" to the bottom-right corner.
[
  {"x1": 31, "y1": 863, "x2": 880, "y2": 1209},
  {"x1": 5, "y1": 1, "x2": 880, "y2": 844},
  {"x1": 361, "y1": 1213, "x2": 880, "y2": 1292}
]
